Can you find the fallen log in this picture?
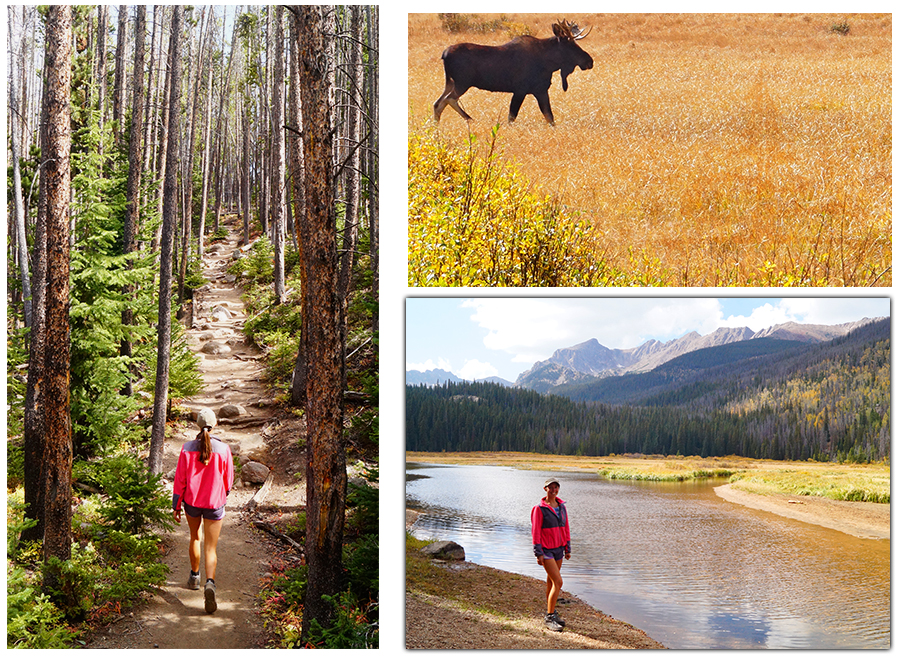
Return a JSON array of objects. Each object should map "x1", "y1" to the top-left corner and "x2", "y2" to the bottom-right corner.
[
  {"x1": 217, "y1": 415, "x2": 272, "y2": 428},
  {"x1": 244, "y1": 472, "x2": 274, "y2": 510},
  {"x1": 252, "y1": 519, "x2": 305, "y2": 555}
]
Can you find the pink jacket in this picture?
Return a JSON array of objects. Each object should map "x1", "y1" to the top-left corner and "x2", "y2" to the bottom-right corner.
[
  {"x1": 531, "y1": 497, "x2": 571, "y2": 556},
  {"x1": 172, "y1": 437, "x2": 234, "y2": 511}
]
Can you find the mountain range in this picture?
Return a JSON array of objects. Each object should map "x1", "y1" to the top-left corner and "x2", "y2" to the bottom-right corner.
[{"x1": 407, "y1": 317, "x2": 883, "y2": 393}]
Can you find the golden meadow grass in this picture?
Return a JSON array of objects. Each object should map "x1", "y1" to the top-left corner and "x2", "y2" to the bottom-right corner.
[{"x1": 408, "y1": 13, "x2": 892, "y2": 286}]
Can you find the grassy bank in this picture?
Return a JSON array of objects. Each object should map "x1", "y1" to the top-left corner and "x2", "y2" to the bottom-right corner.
[{"x1": 406, "y1": 451, "x2": 890, "y2": 503}]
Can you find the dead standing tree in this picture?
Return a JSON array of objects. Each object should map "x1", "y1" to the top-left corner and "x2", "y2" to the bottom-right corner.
[
  {"x1": 149, "y1": 4, "x2": 182, "y2": 475},
  {"x1": 30, "y1": 5, "x2": 74, "y2": 595},
  {"x1": 294, "y1": 5, "x2": 348, "y2": 640}
]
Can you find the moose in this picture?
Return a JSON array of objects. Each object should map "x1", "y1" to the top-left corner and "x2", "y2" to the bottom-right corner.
[{"x1": 434, "y1": 19, "x2": 593, "y2": 126}]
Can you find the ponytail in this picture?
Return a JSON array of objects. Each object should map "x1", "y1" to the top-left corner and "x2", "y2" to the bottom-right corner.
[{"x1": 196, "y1": 426, "x2": 212, "y2": 465}]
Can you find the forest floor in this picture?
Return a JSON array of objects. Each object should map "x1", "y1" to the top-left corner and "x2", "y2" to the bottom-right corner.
[{"x1": 86, "y1": 218, "x2": 309, "y2": 649}]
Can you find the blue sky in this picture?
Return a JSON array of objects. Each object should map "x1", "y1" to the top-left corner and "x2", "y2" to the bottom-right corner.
[{"x1": 406, "y1": 297, "x2": 891, "y2": 383}]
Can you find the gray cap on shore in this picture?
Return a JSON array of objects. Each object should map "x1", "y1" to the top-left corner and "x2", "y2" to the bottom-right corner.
[{"x1": 544, "y1": 477, "x2": 560, "y2": 488}]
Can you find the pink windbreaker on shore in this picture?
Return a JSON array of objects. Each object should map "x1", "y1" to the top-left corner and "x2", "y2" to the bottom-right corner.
[
  {"x1": 172, "y1": 437, "x2": 234, "y2": 511},
  {"x1": 531, "y1": 497, "x2": 571, "y2": 556}
]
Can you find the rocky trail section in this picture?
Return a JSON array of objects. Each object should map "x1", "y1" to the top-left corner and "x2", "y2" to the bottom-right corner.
[{"x1": 87, "y1": 219, "x2": 308, "y2": 649}]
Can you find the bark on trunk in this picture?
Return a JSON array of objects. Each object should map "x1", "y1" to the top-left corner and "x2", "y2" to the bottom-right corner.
[
  {"x1": 149, "y1": 4, "x2": 182, "y2": 475},
  {"x1": 40, "y1": 5, "x2": 74, "y2": 596},
  {"x1": 288, "y1": 10, "x2": 307, "y2": 408},
  {"x1": 271, "y1": 5, "x2": 286, "y2": 304},
  {"x1": 296, "y1": 5, "x2": 348, "y2": 640},
  {"x1": 8, "y1": 7, "x2": 32, "y2": 328},
  {"x1": 22, "y1": 30, "x2": 52, "y2": 545},
  {"x1": 121, "y1": 5, "x2": 146, "y2": 396},
  {"x1": 112, "y1": 5, "x2": 128, "y2": 143}
]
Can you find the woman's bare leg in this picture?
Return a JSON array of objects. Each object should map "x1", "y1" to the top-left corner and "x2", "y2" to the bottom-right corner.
[
  {"x1": 542, "y1": 557, "x2": 564, "y2": 614},
  {"x1": 202, "y1": 518, "x2": 224, "y2": 580},
  {"x1": 186, "y1": 514, "x2": 202, "y2": 573}
]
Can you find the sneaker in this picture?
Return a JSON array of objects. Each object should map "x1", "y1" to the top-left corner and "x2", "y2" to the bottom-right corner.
[
  {"x1": 544, "y1": 613, "x2": 564, "y2": 632},
  {"x1": 550, "y1": 611, "x2": 566, "y2": 627},
  {"x1": 204, "y1": 579, "x2": 217, "y2": 614},
  {"x1": 188, "y1": 572, "x2": 201, "y2": 590}
]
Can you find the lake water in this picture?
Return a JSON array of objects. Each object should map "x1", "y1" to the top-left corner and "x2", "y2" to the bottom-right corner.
[{"x1": 406, "y1": 462, "x2": 890, "y2": 649}]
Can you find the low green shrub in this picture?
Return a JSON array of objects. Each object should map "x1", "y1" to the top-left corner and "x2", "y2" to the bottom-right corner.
[
  {"x1": 7, "y1": 566, "x2": 75, "y2": 649},
  {"x1": 344, "y1": 534, "x2": 378, "y2": 603},
  {"x1": 305, "y1": 590, "x2": 377, "y2": 649},
  {"x1": 76, "y1": 453, "x2": 173, "y2": 535},
  {"x1": 273, "y1": 565, "x2": 309, "y2": 609}
]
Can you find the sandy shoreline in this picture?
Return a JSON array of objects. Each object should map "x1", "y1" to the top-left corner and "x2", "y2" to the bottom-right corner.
[
  {"x1": 405, "y1": 527, "x2": 665, "y2": 650},
  {"x1": 714, "y1": 483, "x2": 890, "y2": 540}
]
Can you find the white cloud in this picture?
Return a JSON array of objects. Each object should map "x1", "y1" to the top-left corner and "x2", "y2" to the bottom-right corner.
[
  {"x1": 462, "y1": 298, "x2": 728, "y2": 362},
  {"x1": 405, "y1": 357, "x2": 454, "y2": 373},
  {"x1": 719, "y1": 298, "x2": 889, "y2": 331},
  {"x1": 778, "y1": 298, "x2": 889, "y2": 325},
  {"x1": 719, "y1": 303, "x2": 793, "y2": 331},
  {"x1": 458, "y1": 359, "x2": 498, "y2": 381}
]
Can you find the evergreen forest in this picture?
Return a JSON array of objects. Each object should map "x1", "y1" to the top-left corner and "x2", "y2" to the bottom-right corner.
[
  {"x1": 406, "y1": 319, "x2": 890, "y2": 464},
  {"x1": 8, "y1": 5, "x2": 378, "y2": 648}
]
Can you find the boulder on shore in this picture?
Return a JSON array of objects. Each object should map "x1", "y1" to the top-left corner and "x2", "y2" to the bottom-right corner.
[{"x1": 420, "y1": 540, "x2": 465, "y2": 561}]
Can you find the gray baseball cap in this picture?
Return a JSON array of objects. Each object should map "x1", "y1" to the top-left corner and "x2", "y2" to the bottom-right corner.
[
  {"x1": 544, "y1": 477, "x2": 560, "y2": 488},
  {"x1": 197, "y1": 407, "x2": 217, "y2": 429}
]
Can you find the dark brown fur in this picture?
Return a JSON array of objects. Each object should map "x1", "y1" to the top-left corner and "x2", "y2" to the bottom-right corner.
[{"x1": 434, "y1": 20, "x2": 593, "y2": 126}]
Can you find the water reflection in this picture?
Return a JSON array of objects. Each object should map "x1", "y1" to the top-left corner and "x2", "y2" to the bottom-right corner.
[{"x1": 406, "y1": 462, "x2": 890, "y2": 649}]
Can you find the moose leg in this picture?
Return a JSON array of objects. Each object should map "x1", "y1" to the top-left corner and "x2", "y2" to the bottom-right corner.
[
  {"x1": 447, "y1": 97, "x2": 472, "y2": 122},
  {"x1": 534, "y1": 91, "x2": 555, "y2": 126},
  {"x1": 508, "y1": 93, "x2": 526, "y2": 123},
  {"x1": 434, "y1": 81, "x2": 454, "y2": 121},
  {"x1": 435, "y1": 79, "x2": 472, "y2": 122}
]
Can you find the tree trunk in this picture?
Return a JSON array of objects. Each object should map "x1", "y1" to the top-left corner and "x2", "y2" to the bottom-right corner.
[
  {"x1": 8, "y1": 6, "x2": 32, "y2": 328},
  {"x1": 149, "y1": 4, "x2": 182, "y2": 475},
  {"x1": 288, "y1": 11, "x2": 307, "y2": 408},
  {"x1": 271, "y1": 5, "x2": 286, "y2": 304},
  {"x1": 22, "y1": 39, "x2": 52, "y2": 545},
  {"x1": 121, "y1": 5, "x2": 146, "y2": 397},
  {"x1": 40, "y1": 4, "x2": 74, "y2": 596},
  {"x1": 142, "y1": 6, "x2": 160, "y2": 176},
  {"x1": 112, "y1": 5, "x2": 128, "y2": 143},
  {"x1": 197, "y1": 67, "x2": 213, "y2": 258},
  {"x1": 242, "y1": 100, "x2": 251, "y2": 244},
  {"x1": 296, "y1": 5, "x2": 347, "y2": 640},
  {"x1": 153, "y1": 6, "x2": 172, "y2": 253},
  {"x1": 368, "y1": 6, "x2": 379, "y2": 337},
  {"x1": 338, "y1": 6, "x2": 362, "y2": 301},
  {"x1": 95, "y1": 5, "x2": 108, "y2": 153}
]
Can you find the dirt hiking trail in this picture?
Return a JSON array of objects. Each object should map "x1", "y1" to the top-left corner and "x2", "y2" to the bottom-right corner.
[{"x1": 87, "y1": 218, "x2": 308, "y2": 649}]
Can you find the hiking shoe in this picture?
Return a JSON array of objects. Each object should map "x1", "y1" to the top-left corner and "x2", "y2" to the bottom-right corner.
[
  {"x1": 188, "y1": 572, "x2": 201, "y2": 590},
  {"x1": 204, "y1": 580, "x2": 217, "y2": 614},
  {"x1": 544, "y1": 613, "x2": 564, "y2": 632},
  {"x1": 549, "y1": 611, "x2": 566, "y2": 627}
]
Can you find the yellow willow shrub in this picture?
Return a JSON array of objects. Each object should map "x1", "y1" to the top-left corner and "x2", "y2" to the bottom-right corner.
[{"x1": 408, "y1": 127, "x2": 640, "y2": 287}]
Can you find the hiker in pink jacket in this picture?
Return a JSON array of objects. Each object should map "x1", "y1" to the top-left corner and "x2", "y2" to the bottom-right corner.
[
  {"x1": 173, "y1": 408, "x2": 234, "y2": 614},
  {"x1": 531, "y1": 477, "x2": 571, "y2": 632}
]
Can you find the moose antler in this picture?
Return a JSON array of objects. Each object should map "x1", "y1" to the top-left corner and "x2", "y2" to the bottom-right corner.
[{"x1": 565, "y1": 20, "x2": 592, "y2": 40}]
